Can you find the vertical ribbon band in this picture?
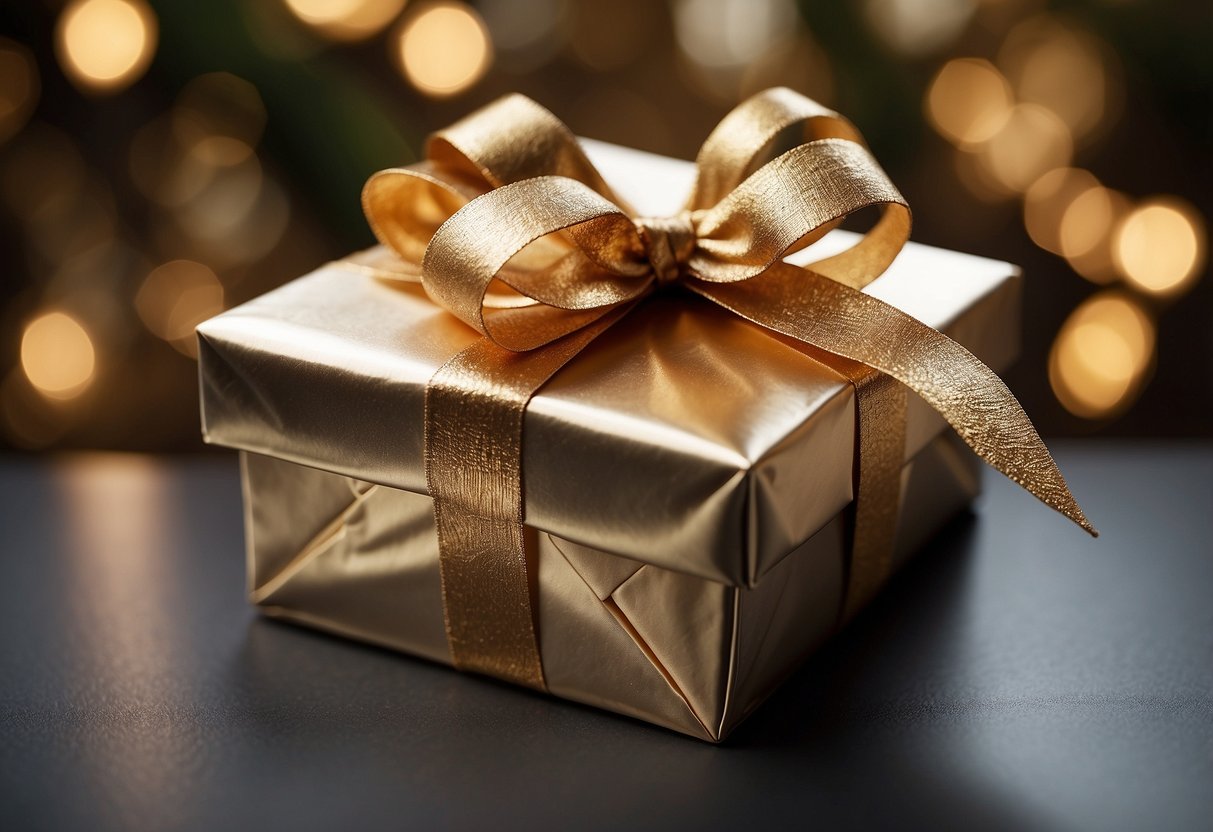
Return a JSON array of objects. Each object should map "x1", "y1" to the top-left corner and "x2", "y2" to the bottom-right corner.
[
  {"x1": 839, "y1": 363, "x2": 908, "y2": 623},
  {"x1": 426, "y1": 340, "x2": 547, "y2": 689},
  {"x1": 425, "y1": 317, "x2": 621, "y2": 689}
]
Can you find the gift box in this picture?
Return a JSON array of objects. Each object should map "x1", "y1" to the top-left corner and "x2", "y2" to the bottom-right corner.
[{"x1": 198, "y1": 90, "x2": 1089, "y2": 741}]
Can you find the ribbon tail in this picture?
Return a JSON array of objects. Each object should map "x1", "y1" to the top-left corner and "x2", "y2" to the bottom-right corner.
[
  {"x1": 424, "y1": 310, "x2": 626, "y2": 690},
  {"x1": 693, "y1": 262, "x2": 1097, "y2": 537}
]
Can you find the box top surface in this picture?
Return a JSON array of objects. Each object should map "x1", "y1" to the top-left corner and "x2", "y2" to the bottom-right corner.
[{"x1": 198, "y1": 140, "x2": 1019, "y2": 587}]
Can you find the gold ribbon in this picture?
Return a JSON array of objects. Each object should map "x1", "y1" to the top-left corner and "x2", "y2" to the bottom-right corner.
[{"x1": 361, "y1": 88, "x2": 1096, "y2": 690}]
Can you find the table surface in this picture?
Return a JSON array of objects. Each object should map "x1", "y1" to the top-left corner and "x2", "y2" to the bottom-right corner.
[{"x1": 1, "y1": 442, "x2": 1210, "y2": 832}]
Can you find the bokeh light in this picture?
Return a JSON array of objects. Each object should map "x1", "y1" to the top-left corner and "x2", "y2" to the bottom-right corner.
[
  {"x1": 1058, "y1": 185, "x2": 1116, "y2": 259},
  {"x1": 55, "y1": 0, "x2": 157, "y2": 94},
  {"x1": 130, "y1": 73, "x2": 264, "y2": 210},
  {"x1": 999, "y1": 16, "x2": 1113, "y2": 143},
  {"x1": 480, "y1": 0, "x2": 567, "y2": 73},
  {"x1": 172, "y1": 72, "x2": 266, "y2": 161},
  {"x1": 395, "y1": 2, "x2": 491, "y2": 98},
  {"x1": 129, "y1": 117, "x2": 222, "y2": 208},
  {"x1": 282, "y1": 0, "x2": 407, "y2": 41},
  {"x1": 1067, "y1": 186, "x2": 1130, "y2": 286},
  {"x1": 1049, "y1": 292, "x2": 1154, "y2": 419},
  {"x1": 674, "y1": 0, "x2": 797, "y2": 70},
  {"x1": 0, "y1": 38, "x2": 39, "y2": 145},
  {"x1": 136, "y1": 260, "x2": 225, "y2": 357},
  {"x1": 976, "y1": 102, "x2": 1072, "y2": 195},
  {"x1": 1113, "y1": 199, "x2": 1206, "y2": 298},
  {"x1": 739, "y1": 30, "x2": 834, "y2": 105},
  {"x1": 43, "y1": 244, "x2": 146, "y2": 351},
  {"x1": 125, "y1": 70, "x2": 285, "y2": 268},
  {"x1": 169, "y1": 164, "x2": 291, "y2": 268},
  {"x1": 865, "y1": 0, "x2": 976, "y2": 57},
  {"x1": 1023, "y1": 167, "x2": 1100, "y2": 256},
  {"x1": 925, "y1": 58, "x2": 1014, "y2": 148},
  {"x1": 0, "y1": 0, "x2": 1205, "y2": 451},
  {"x1": 673, "y1": 0, "x2": 799, "y2": 102},
  {"x1": 21, "y1": 312, "x2": 97, "y2": 400}
]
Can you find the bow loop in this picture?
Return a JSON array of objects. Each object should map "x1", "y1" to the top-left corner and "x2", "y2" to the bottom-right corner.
[
  {"x1": 421, "y1": 175, "x2": 649, "y2": 352},
  {"x1": 427, "y1": 93, "x2": 626, "y2": 206},
  {"x1": 362, "y1": 160, "x2": 487, "y2": 275},
  {"x1": 687, "y1": 86, "x2": 864, "y2": 211},
  {"x1": 688, "y1": 138, "x2": 910, "y2": 287},
  {"x1": 363, "y1": 94, "x2": 634, "y2": 283}
]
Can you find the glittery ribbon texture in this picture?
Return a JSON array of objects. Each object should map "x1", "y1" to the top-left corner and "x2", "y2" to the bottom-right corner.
[{"x1": 358, "y1": 88, "x2": 1095, "y2": 690}]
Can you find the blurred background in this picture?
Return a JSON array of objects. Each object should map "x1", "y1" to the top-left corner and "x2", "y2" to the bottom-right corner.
[{"x1": 0, "y1": 0, "x2": 1209, "y2": 452}]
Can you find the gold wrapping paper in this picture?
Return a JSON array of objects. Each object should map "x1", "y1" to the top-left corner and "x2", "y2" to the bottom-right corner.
[
  {"x1": 199, "y1": 139, "x2": 1022, "y2": 588},
  {"x1": 348, "y1": 91, "x2": 1086, "y2": 684},
  {"x1": 200, "y1": 91, "x2": 1091, "y2": 736},
  {"x1": 242, "y1": 430, "x2": 981, "y2": 742}
]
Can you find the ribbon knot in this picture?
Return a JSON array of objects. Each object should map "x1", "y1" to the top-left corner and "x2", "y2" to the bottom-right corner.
[
  {"x1": 358, "y1": 88, "x2": 1095, "y2": 692},
  {"x1": 635, "y1": 212, "x2": 697, "y2": 287}
]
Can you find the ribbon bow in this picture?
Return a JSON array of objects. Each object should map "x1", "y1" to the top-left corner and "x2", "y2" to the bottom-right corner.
[{"x1": 361, "y1": 88, "x2": 1095, "y2": 691}]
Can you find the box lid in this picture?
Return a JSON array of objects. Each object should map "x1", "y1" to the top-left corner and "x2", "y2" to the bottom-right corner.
[{"x1": 198, "y1": 140, "x2": 1019, "y2": 588}]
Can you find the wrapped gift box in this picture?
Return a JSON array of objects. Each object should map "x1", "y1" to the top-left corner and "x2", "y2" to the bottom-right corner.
[{"x1": 198, "y1": 139, "x2": 1020, "y2": 741}]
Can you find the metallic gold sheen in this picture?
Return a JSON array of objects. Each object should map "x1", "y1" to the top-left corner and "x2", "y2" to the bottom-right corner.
[
  {"x1": 837, "y1": 362, "x2": 907, "y2": 623},
  {"x1": 426, "y1": 320, "x2": 617, "y2": 689},
  {"x1": 695, "y1": 264, "x2": 1094, "y2": 532},
  {"x1": 427, "y1": 93, "x2": 625, "y2": 206},
  {"x1": 687, "y1": 85, "x2": 863, "y2": 211},
  {"x1": 196, "y1": 245, "x2": 1017, "y2": 586},
  {"x1": 203, "y1": 87, "x2": 1093, "y2": 704},
  {"x1": 353, "y1": 88, "x2": 1093, "y2": 690},
  {"x1": 240, "y1": 430, "x2": 982, "y2": 741},
  {"x1": 688, "y1": 139, "x2": 910, "y2": 287}
]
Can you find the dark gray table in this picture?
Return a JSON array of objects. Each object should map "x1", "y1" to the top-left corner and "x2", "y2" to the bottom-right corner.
[{"x1": 1, "y1": 443, "x2": 1210, "y2": 831}]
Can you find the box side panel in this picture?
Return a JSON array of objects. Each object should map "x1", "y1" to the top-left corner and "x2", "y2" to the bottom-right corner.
[
  {"x1": 747, "y1": 269, "x2": 1019, "y2": 585},
  {"x1": 240, "y1": 431, "x2": 980, "y2": 742},
  {"x1": 536, "y1": 536, "x2": 729, "y2": 741},
  {"x1": 891, "y1": 430, "x2": 982, "y2": 569},
  {"x1": 241, "y1": 452, "x2": 364, "y2": 593},
  {"x1": 722, "y1": 431, "x2": 982, "y2": 739},
  {"x1": 243, "y1": 453, "x2": 450, "y2": 665},
  {"x1": 242, "y1": 452, "x2": 728, "y2": 740},
  {"x1": 722, "y1": 517, "x2": 846, "y2": 740}
]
